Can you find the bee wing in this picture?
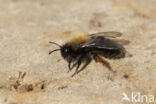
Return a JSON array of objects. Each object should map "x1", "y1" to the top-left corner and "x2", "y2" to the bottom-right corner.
[
  {"x1": 81, "y1": 36, "x2": 122, "y2": 50},
  {"x1": 88, "y1": 31, "x2": 122, "y2": 38},
  {"x1": 111, "y1": 39, "x2": 130, "y2": 45}
]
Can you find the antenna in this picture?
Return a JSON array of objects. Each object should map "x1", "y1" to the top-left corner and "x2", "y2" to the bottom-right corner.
[
  {"x1": 49, "y1": 41, "x2": 62, "y2": 48},
  {"x1": 49, "y1": 49, "x2": 60, "y2": 55}
]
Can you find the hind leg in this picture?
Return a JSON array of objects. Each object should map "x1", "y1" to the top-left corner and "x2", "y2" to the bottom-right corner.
[{"x1": 94, "y1": 55, "x2": 116, "y2": 73}]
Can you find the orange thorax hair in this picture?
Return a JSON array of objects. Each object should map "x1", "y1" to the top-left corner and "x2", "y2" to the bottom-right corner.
[{"x1": 66, "y1": 34, "x2": 91, "y2": 50}]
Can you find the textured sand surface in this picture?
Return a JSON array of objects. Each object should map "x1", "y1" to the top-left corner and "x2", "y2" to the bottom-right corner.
[{"x1": 0, "y1": 0, "x2": 155, "y2": 104}]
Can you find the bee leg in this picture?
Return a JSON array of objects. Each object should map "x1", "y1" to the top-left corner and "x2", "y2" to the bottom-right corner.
[
  {"x1": 67, "y1": 58, "x2": 74, "y2": 72},
  {"x1": 71, "y1": 62, "x2": 78, "y2": 69},
  {"x1": 72, "y1": 58, "x2": 91, "y2": 77},
  {"x1": 68, "y1": 62, "x2": 72, "y2": 72},
  {"x1": 71, "y1": 59, "x2": 82, "y2": 77},
  {"x1": 94, "y1": 55, "x2": 116, "y2": 73},
  {"x1": 67, "y1": 62, "x2": 77, "y2": 73}
]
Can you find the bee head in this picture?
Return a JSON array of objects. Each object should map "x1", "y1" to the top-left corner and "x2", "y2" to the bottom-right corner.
[
  {"x1": 61, "y1": 44, "x2": 74, "y2": 63},
  {"x1": 49, "y1": 41, "x2": 74, "y2": 63}
]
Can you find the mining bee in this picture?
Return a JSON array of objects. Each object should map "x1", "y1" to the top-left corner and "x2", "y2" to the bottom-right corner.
[{"x1": 49, "y1": 31, "x2": 131, "y2": 77}]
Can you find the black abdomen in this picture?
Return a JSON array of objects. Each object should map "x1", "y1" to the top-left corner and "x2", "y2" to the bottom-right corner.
[
  {"x1": 101, "y1": 48, "x2": 125, "y2": 59},
  {"x1": 90, "y1": 48, "x2": 126, "y2": 59}
]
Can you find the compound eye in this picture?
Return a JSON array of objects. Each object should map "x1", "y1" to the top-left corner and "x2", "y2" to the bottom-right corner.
[{"x1": 65, "y1": 48, "x2": 69, "y2": 53}]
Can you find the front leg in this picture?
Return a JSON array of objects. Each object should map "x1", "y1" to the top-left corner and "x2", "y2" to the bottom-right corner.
[
  {"x1": 68, "y1": 61, "x2": 77, "y2": 73},
  {"x1": 71, "y1": 58, "x2": 82, "y2": 77},
  {"x1": 72, "y1": 58, "x2": 91, "y2": 77},
  {"x1": 68, "y1": 62, "x2": 71, "y2": 70},
  {"x1": 67, "y1": 57, "x2": 73, "y2": 72}
]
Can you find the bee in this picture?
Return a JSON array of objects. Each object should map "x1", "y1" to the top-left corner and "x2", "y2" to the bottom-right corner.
[{"x1": 49, "y1": 31, "x2": 131, "y2": 77}]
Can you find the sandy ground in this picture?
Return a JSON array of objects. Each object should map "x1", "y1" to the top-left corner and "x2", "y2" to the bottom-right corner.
[{"x1": 0, "y1": 0, "x2": 156, "y2": 104}]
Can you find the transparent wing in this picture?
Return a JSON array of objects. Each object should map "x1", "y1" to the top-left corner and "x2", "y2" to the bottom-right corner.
[
  {"x1": 111, "y1": 39, "x2": 130, "y2": 45},
  {"x1": 81, "y1": 36, "x2": 122, "y2": 50},
  {"x1": 88, "y1": 31, "x2": 122, "y2": 38}
]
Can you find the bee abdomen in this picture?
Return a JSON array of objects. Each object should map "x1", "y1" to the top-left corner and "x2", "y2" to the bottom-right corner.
[{"x1": 101, "y1": 48, "x2": 126, "y2": 59}]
